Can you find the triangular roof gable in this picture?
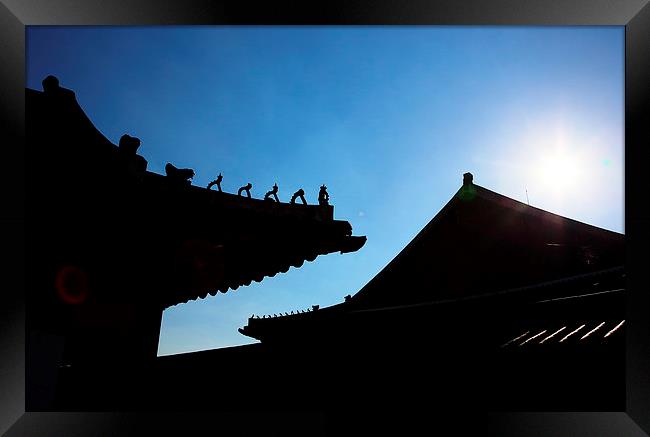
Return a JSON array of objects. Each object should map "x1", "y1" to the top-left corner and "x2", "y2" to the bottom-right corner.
[{"x1": 350, "y1": 177, "x2": 624, "y2": 309}]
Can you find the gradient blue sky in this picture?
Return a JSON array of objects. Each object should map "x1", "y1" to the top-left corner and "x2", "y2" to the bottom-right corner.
[{"x1": 27, "y1": 26, "x2": 624, "y2": 356}]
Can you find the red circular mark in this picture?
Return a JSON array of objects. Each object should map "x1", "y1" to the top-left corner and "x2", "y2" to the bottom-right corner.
[{"x1": 55, "y1": 265, "x2": 89, "y2": 304}]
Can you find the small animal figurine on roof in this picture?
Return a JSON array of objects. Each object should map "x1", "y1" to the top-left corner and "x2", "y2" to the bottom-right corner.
[
  {"x1": 118, "y1": 134, "x2": 141, "y2": 155},
  {"x1": 117, "y1": 134, "x2": 148, "y2": 176},
  {"x1": 42, "y1": 75, "x2": 60, "y2": 93},
  {"x1": 238, "y1": 182, "x2": 252, "y2": 198},
  {"x1": 42, "y1": 75, "x2": 75, "y2": 99},
  {"x1": 290, "y1": 189, "x2": 307, "y2": 205},
  {"x1": 264, "y1": 183, "x2": 280, "y2": 202},
  {"x1": 207, "y1": 173, "x2": 223, "y2": 192},
  {"x1": 165, "y1": 163, "x2": 195, "y2": 185},
  {"x1": 318, "y1": 184, "x2": 330, "y2": 206}
]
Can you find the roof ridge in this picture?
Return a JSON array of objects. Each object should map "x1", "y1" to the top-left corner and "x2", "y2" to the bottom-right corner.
[{"x1": 472, "y1": 184, "x2": 624, "y2": 236}]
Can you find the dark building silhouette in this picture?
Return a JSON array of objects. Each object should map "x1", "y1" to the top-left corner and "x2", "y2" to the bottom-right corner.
[
  {"x1": 236, "y1": 173, "x2": 626, "y2": 411},
  {"x1": 26, "y1": 78, "x2": 366, "y2": 410},
  {"x1": 26, "y1": 77, "x2": 624, "y2": 413},
  {"x1": 128, "y1": 175, "x2": 625, "y2": 412}
]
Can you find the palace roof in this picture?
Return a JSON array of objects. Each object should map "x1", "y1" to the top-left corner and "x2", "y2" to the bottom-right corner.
[
  {"x1": 27, "y1": 79, "x2": 366, "y2": 309},
  {"x1": 239, "y1": 174, "x2": 624, "y2": 341}
]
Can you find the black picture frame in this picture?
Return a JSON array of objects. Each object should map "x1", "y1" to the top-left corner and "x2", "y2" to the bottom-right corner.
[{"x1": 2, "y1": 1, "x2": 648, "y2": 435}]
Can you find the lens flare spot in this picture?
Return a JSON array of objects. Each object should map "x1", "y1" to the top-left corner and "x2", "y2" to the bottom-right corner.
[
  {"x1": 55, "y1": 265, "x2": 89, "y2": 305},
  {"x1": 457, "y1": 184, "x2": 477, "y2": 202}
]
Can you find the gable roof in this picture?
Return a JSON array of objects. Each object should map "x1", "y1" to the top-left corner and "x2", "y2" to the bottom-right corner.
[
  {"x1": 350, "y1": 175, "x2": 624, "y2": 309},
  {"x1": 239, "y1": 174, "x2": 624, "y2": 341}
]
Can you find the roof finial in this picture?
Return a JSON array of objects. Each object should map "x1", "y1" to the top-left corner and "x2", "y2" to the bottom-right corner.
[
  {"x1": 238, "y1": 183, "x2": 252, "y2": 198},
  {"x1": 291, "y1": 189, "x2": 307, "y2": 205},
  {"x1": 207, "y1": 173, "x2": 223, "y2": 192},
  {"x1": 463, "y1": 172, "x2": 473, "y2": 185},
  {"x1": 318, "y1": 184, "x2": 330, "y2": 206},
  {"x1": 264, "y1": 183, "x2": 280, "y2": 202},
  {"x1": 165, "y1": 163, "x2": 195, "y2": 185},
  {"x1": 42, "y1": 75, "x2": 60, "y2": 93}
]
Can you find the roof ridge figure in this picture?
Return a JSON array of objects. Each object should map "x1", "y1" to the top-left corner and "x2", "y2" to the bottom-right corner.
[
  {"x1": 238, "y1": 182, "x2": 253, "y2": 198},
  {"x1": 264, "y1": 183, "x2": 280, "y2": 202},
  {"x1": 207, "y1": 173, "x2": 223, "y2": 192},
  {"x1": 165, "y1": 162, "x2": 195, "y2": 185},
  {"x1": 291, "y1": 188, "x2": 307, "y2": 205}
]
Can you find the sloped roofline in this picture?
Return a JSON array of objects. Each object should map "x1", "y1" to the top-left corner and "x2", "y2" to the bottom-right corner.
[
  {"x1": 240, "y1": 175, "x2": 624, "y2": 340},
  {"x1": 474, "y1": 183, "x2": 623, "y2": 237},
  {"x1": 27, "y1": 81, "x2": 367, "y2": 309},
  {"x1": 352, "y1": 177, "x2": 623, "y2": 302}
]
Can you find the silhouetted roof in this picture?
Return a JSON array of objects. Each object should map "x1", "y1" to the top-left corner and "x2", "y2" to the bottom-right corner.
[
  {"x1": 240, "y1": 175, "x2": 624, "y2": 341},
  {"x1": 239, "y1": 264, "x2": 625, "y2": 342},
  {"x1": 349, "y1": 179, "x2": 624, "y2": 309},
  {"x1": 26, "y1": 83, "x2": 366, "y2": 309}
]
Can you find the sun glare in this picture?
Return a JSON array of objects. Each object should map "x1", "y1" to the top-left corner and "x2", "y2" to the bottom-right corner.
[
  {"x1": 511, "y1": 117, "x2": 596, "y2": 204},
  {"x1": 536, "y1": 148, "x2": 584, "y2": 193}
]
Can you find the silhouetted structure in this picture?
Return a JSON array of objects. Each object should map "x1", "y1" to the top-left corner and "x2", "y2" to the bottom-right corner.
[
  {"x1": 26, "y1": 77, "x2": 366, "y2": 411},
  {"x1": 118, "y1": 134, "x2": 141, "y2": 154},
  {"x1": 238, "y1": 173, "x2": 626, "y2": 411},
  {"x1": 117, "y1": 134, "x2": 148, "y2": 180},
  {"x1": 207, "y1": 173, "x2": 223, "y2": 192},
  {"x1": 238, "y1": 182, "x2": 252, "y2": 198},
  {"x1": 42, "y1": 74, "x2": 75, "y2": 99},
  {"x1": 264, "y1": 183, "x2": 280, "y2": 202},
  {"x1": 318, "y1": 185, "x2": 329, "y2": 206},
  {"x1": 165, "y1": 162, "x2": 195, "y2": 184},
  {"x1": 25, "y1": 76, "x2": 624, "y2": 413},
  {"x1": 42, "y1": 74, "x2": 60, "y2": 92},
  {"x1": 290, "y1": 188, "x2": 306, "y2": 205}
]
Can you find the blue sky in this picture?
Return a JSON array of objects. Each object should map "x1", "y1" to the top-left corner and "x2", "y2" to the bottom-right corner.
[{"x1": 27, "y1": 26, "x2": 624, "y2": 355}]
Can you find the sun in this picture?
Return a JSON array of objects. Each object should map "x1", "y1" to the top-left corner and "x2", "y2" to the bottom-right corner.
[
  {"x1": 517, "y1": 117, "x2": 592, "y2": 201},
  {"x1": 535, "y1": 147, "x2": 584, "y2": 194}
]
